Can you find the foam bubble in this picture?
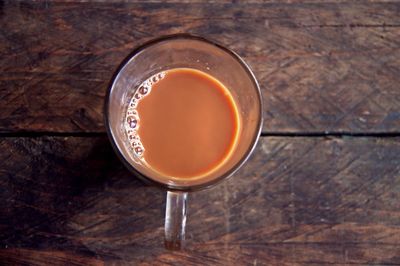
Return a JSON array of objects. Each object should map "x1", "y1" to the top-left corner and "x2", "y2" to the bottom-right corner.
[
  {"x1": 139, "y1": 86, "x2": 148, "y2": 95},
  {"x1": 124, "y1": 71, "x2": 166, "y2": 158},
  {"x1": 134, "y1": 146, "x2": 144, "y2": 156}
]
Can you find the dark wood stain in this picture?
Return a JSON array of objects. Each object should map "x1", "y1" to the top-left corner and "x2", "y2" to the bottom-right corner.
[
  {"x1": 1, "y1": 136, "x2": 400, "y2": 265},
  {"x1": 0, "y1": 2, "x2": 399, "y2": 133}
]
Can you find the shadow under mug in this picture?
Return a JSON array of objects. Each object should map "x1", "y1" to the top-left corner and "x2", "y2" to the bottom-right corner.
[{"x1": 105, "y1": 34, "x2": 263, "y2": 249}]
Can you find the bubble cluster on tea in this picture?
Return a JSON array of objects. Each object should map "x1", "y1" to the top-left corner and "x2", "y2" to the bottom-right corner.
[{"x1": 125, "y1": 68, "x2": 240, "y2": 179}]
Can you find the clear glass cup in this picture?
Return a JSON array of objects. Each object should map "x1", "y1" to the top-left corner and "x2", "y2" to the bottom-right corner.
[{"x1": 105, "y1": 34, "x2": 263, "y2": 250}]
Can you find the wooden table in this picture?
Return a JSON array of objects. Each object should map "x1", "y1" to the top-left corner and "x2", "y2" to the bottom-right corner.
[{"x1": 1, "y1": 1, "x2": 400, "y2": 265}]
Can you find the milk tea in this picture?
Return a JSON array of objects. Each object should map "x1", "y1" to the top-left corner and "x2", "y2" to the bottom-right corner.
[{"x1": 125, "y1": 68, "x2": 240, "y2": 179}]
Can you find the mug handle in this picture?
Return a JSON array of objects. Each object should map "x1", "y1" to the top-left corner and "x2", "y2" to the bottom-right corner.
[{"x1": 164, "y1": 190, "x2": 188, "y2": 250}]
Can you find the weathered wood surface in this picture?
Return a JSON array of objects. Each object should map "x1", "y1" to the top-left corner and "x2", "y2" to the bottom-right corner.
[
  {"x1": 1, "y1": 2, "x2": 400, "y2": 133},
  {"x1": 1, "y1": 136, "x2": 400, "y2": 265},
  {"x1": 2, "y1": 1, "x2": 400, "y2": 265}
]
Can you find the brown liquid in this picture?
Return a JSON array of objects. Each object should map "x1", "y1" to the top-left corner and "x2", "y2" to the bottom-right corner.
[{"x1": 132, "y1": 68, "x2": 240, "y2": 178}]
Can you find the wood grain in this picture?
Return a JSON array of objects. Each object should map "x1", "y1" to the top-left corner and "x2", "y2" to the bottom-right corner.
[
  {"x1": 1, "y1": 136, "x2": 400, "y2": 265},
  {"x1": 1, "y1": 2, "x2": 400, "y2": 133}
]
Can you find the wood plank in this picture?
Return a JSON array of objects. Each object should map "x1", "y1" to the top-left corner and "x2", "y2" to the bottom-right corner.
[
  {"x1": 1, "y1": 2, "x2": 400, "y2": 133},
  {"x1": 1, "y1": 136, "x2": 400, "y2": 265}
]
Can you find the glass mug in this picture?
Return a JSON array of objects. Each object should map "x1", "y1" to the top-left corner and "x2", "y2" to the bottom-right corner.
[{"x1": 105, "y1": 34, "x2": 262, "y2": 249}]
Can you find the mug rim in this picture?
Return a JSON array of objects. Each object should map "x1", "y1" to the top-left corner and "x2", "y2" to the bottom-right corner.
[{"x1": 104, "y1": 33, "x2": 263, "y2": 192}]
